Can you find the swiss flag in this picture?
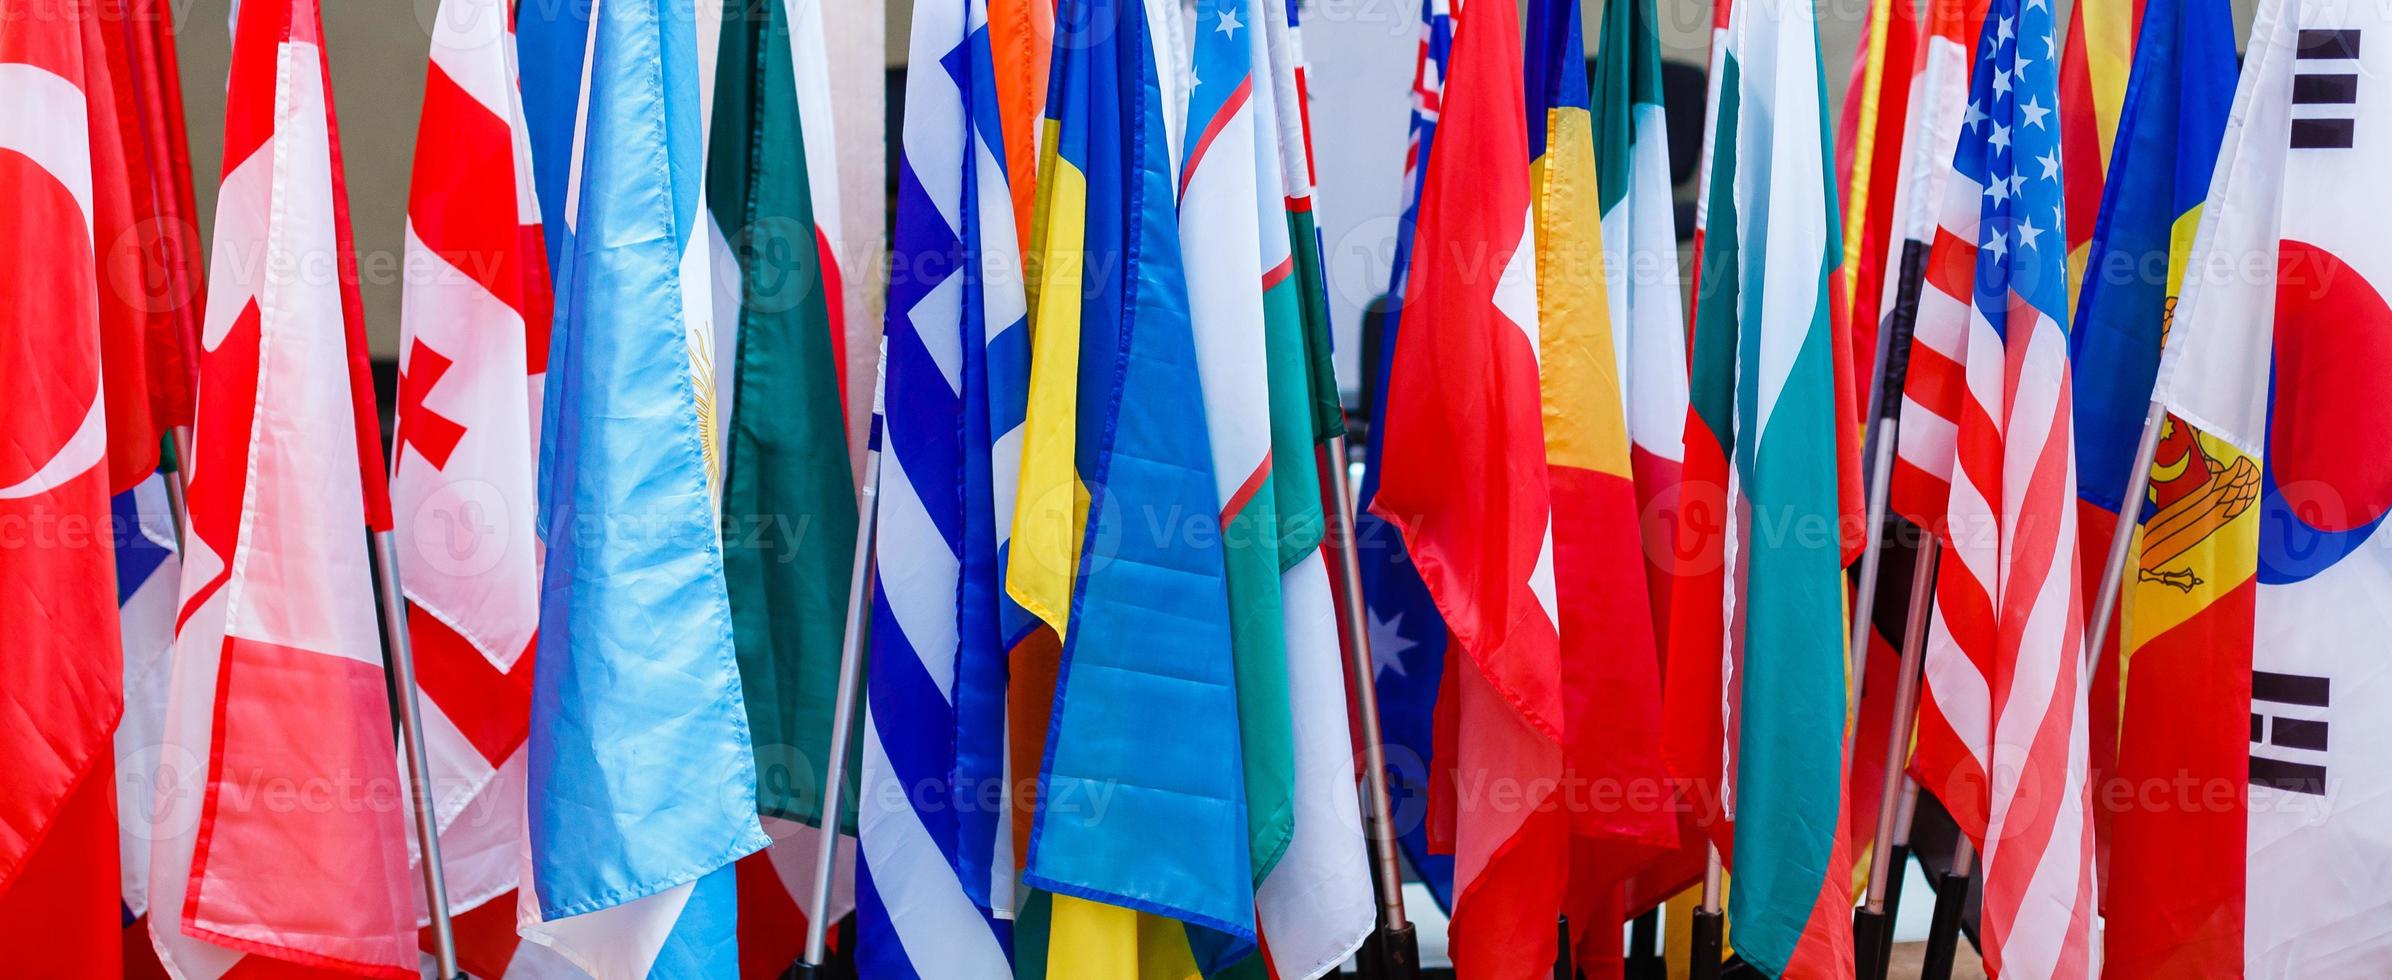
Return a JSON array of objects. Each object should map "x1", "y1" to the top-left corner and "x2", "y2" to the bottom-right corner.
[{"x1": 1365, "y1": 0, "x2": 1570, "y2": 975}]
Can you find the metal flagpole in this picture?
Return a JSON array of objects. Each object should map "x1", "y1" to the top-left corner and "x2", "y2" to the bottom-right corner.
[
  {"x1": 367, "y1": 530, "x2": 461, "y2": 980},
  {"x1": 797, "y1": 341, "x2": 888, "y2": 977},
  {"x1": 2085, "y1": 401, "x2": 2169, "y2": 665},
  {"x1": 1918, "y1": 834, "x2": 1975, "y2": 980},
  {"x1": 1320, "y1": 433, "x2": 1420, "y2": 980},
  {"x1": 1853, "y1": 535, "x2": 1938, "y2": 980},
  {"x1": 1690, "y1": 845, "x2": 1726, "y2": 980}
]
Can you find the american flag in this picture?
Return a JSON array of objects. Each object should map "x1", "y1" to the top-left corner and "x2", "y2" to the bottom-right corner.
[{"x1": 1893, "y1": 0, "x2": 2098, "y2": 974}]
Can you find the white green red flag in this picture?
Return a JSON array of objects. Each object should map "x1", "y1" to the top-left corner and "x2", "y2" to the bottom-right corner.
[{"x1": 1661, "y1": 0, "x2": 1861, "y2": 972}]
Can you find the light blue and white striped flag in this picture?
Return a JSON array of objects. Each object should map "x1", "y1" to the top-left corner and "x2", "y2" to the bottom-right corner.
[
  {"x1": 852, "y1": 0, "x2": 1028, "y2": 975},
  {"x1": 517, "y1": 0, "x2": 771, "y2": 975}
]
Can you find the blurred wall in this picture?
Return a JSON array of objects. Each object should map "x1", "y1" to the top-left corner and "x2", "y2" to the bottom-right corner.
[{"x1": 173, "y1": 0, "x2": 886, "y2": 367}]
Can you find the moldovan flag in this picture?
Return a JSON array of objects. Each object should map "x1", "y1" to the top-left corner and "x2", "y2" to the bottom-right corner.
[
  {"x1": 1662, "y1": 0, "x2": 1859, "y2": 972},
  {"x1": 1371, "y1": 0, "x2": 1570, "y2": 973},
  {"x1": 2131, "y1": 0, "x2": 2392, "y2": 971},
  {"x1": 149, "y1": 0, "x2": 417, "y2": 974},
  {"x1": 1526, "y1": 0, "x2": 1677, "y2": 967},
  {"x1": 2063, "y1": 0, "x2": 2233, "y2": 958},
  {"x1": 393, "y1": 0, "x2": 550, "y2": 964},
  {"x1": 517, "y1": 0, "x2": 772, "y2": 973},
  {"x1": 1, "y1": 0, "x2": 131, "y2": 970}
]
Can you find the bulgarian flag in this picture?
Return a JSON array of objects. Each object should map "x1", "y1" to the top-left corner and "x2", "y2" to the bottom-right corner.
[{"x1": 1661, "y1": 0, "x2": 1860, "y2": 974}]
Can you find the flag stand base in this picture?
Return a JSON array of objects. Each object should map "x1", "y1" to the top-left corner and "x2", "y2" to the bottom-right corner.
[
  {"x1": 1361, "y1": 919, "x2": 1420, "y2": 980},
  {"x1": 1689, "y1": 908, "x2": 1724, "y2": 980},
  {"x1": 1919, "y1": 840, "x2": 1974, "y2": 980}
]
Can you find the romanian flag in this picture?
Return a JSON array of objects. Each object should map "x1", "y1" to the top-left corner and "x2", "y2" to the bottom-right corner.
[
  {"x1": 1525, "y1": 0, "x2": 1677, "y2": 966},
  {"x1": 2058, "y1": 0, "x2": 2144, "y2": 306},
  {"x1": 2063, "y1": 0, "x2": 2234, "y2": 957}
]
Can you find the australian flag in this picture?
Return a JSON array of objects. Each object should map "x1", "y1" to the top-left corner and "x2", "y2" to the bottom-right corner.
[{"x1": 1357, "y1": 0, "x2": 1457, "y2": 909}]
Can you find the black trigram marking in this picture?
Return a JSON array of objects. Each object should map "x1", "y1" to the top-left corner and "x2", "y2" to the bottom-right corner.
[
  {"x1": 2294, "y1": 29, "x2": 2362, "y2": 149},
  {"x1": 2251, "y1": 670, "x2": 2331, "y2": 796}
]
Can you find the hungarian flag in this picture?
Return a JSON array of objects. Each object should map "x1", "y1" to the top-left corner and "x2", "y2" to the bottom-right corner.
[
  {"x1": 148, "y1": 0, "x2": 416, "y2": 974},
  {"x1": 2063, "y1": 0, "x2": 2234, "y2": 956},
  {"x1": 1660, "y1": 0, "x2": 1860, "y2": 972},
  {"x1": 2124, "y1": 1, "x2": 2392, "y2": 970},
  {"x1": 1371, "y1": 0, "x2": 1571, "y2": 973},
  {"x1": 1526, "y1": 0, "x2": 1678, "y2": 968},
  {"x1": 1, "y1": 1, "x2": 132, "y2": 971},
  {"x1": 393, "y1": 0, "x2": 548, "y2": 960}
]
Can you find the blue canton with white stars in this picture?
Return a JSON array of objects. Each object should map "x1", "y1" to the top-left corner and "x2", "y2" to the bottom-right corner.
[{"x1": 1959, "y1": 0, "x2": 2071, "y2": 336}]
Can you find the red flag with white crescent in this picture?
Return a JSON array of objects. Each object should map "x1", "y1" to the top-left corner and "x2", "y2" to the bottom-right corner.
[{"x1": 0, "y1": 1, "x2": 131, "y2": 971}]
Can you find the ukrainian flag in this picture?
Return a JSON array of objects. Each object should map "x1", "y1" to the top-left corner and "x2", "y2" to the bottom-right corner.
[{"x1": 1010, "y1": 0, "x2": 1255, "y2": 974}]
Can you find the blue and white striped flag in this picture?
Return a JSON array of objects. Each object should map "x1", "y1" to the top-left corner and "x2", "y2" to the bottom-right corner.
[
  {"x1": 853, "y1": 0, "x2": 1028, "y2": 975},
  {"x1": 516, "y1": 0, "x2": 770, "y2": 975}
]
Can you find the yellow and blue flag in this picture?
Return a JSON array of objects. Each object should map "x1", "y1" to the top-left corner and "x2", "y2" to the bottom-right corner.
[{"x1": 1016, "y1": 0, "x2": 1255, "y2": 973}]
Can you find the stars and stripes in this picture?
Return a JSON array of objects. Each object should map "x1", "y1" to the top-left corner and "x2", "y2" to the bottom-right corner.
[
  {"x1": 1898, "y1": 0, "x2": 2097, "y2": 973},
  {"x1": 853, "y1": 0, "x2": 1028, "y2": 975}
]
